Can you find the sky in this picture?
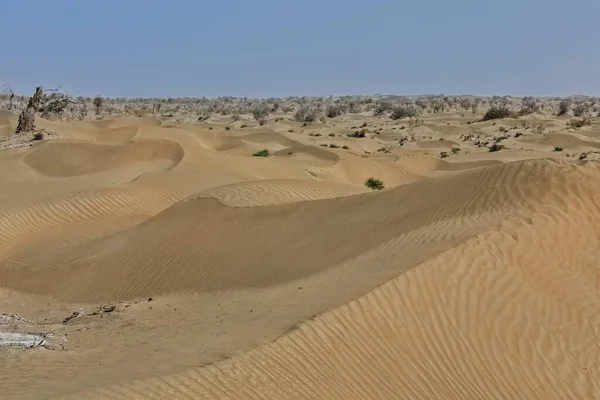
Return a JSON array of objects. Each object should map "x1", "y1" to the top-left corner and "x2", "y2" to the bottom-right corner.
[{"x1": 1, "y1": 0, "x2": 599, "y2": 98}]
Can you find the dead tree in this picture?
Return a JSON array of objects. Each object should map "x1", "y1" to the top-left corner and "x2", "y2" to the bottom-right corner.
[
  {"x1": 16, "y1": 86, "x2": 44, "y2": 133},
  {"x1": 15, "y1": 86, "x2": 75, "y2": 134}
]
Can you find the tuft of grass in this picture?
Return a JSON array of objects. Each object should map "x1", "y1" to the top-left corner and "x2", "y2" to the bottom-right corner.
[
  {"x1": 440, "y1": 151, "x2": 449, "y2": 159},
  {"x1": 32, "y1": 131, "x2": 44, "y2": 141},
  {"x1": 252, "y1": 149, "x2": 270, "y2": 157},
  {"x1": 329, "y1": 143, "x2": 340, "y2": 148},
  {"x1": 451, "y1": 147, "x2": 460, "y2": 154},
  {"x1": 554, "y1": 146, "x2": 564, "y2": 152},
  {"x1": 365, "y1": 177, "x2": 385, "y2": 191},
  {"x1": 342, "y1": 145, "x2": 350, "y2": 149}
]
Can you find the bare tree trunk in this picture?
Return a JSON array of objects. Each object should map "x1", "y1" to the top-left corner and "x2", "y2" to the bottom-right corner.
[
  {"x1": 16, "y1": 108, "x2": 36, "y2": 133},
  {"x1": 15, "y1": 87, "x2": 44, "y2": 134}
]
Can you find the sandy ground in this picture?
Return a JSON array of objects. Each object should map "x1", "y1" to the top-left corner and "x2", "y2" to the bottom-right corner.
[{"x1": 1, "y1": 109, "x2": 600, "y2": 399}]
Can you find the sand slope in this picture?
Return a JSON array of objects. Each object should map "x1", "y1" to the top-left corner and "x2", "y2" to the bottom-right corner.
[{"x1": 1, "y1": 115, "x2": 599, "y2": 399}]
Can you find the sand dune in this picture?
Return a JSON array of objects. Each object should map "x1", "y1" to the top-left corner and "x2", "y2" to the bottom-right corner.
[
  {"x1": 23, "y1": 139, "x2": 184, "y2": 177},
  {"x1": 1, "y1": 112, "x2": 600, "y2": 399}
]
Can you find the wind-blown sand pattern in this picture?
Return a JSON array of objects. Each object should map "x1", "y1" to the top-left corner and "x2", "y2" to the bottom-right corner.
[{"x1": 1, "y1": 109, "x2": 600, "y2": 399}]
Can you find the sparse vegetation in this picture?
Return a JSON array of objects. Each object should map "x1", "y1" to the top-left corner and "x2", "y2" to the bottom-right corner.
[
  {"x1": 554, "y1": 146, "x2": 563, "y2": 152},
  {"x1": 32, "y1": 131, "x2": 44, "y2": 141},
  {"x1": 252, "y1": 149, "x2": 270, "y2": 157},
  {"x1": 390, "y1": 105, "x2": 419, "y2": 120},
  {"x1": 557, "y1": 99, "x2": 571, "y2": 116},
  {"x1": 325, "y1": 103, "x2": 347, "y2": 118},
  {"x1": 365, "y1": 177, "x2": 385, "y2": 191},
  {"x1": 251, "y1": 104, "x2": 270, "y2": 125},
  {"x1": 93, "y1": 96, "x2": 104, "y2": 115},
  {"x1": 347, "y1": 129, "x2": 367, "y2": 138},
  {"x1": 567, "y1": 118, "x2": 591, "y2": 129},
  {"x1": 451, "y1": 147, "x2": 460, "y2": 154},
  {"x1": 482, "y1": 106, "x2": 515, "y2": 121},
  {"x1": 488, "y1": 143, "x2": 505, "y2": 152},
  {"x1": 294, "y1": 105, "x2": 320, "y2": 123}
]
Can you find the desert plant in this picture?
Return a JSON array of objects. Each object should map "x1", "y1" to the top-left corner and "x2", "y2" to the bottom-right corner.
[
  {"x1": 482, "y1": 106, "x2": 514, "y2": 121},
  {"x1": 488, "y1": 143, "x2": 505, "y2": 152},
  {"x1": 519, "y1": 96, "x2": 539, "y2": 115},
  {"x1": 252, "y1": 149, "x2": 270, "y2": 157},
  {"x1": 294, "y1": 105, "x2": 320, "y2": 123},
  {"x1": 390, "y1": 105, "x2": 419, "y2": 120},
  {"x1": 347, "y1": 129, "x2": 366, "y2": 138},
  {"x1": 32, "y1": 131, "x2": 44, "y2": 140},
  {"x1": 342, "y1": 145, "x2": 350, "y2": 149},
  {"x1": 251, "y1": 104, "x2": 270, "y2": 125},
  {"x1": 373, "y1": 100, "x2": 394, "y2": 116},
  {"x1": 329, "y1": 143, "x2": 340, "y2": 148},
  {"x1": 93, "y1": 96, "x2": 104, "y2": 115},
  {"x1": 567, "y1": 118, "x2": 591, "y2": 129},
  {"x1": 554, "y1": 146, "x2": 563, "y2": 152},
  {"x1": 557, "y1": 99, "x2": 571, "y2": 116},
  {"x1": 365, "y1": 177, "x2": 385, "y2": 191},
  {"x1": 451, "y1": 147, "x2": 460, "y2": 154},
  {"x1": 573, "y1": 103, "x2": 588, "y2": 117},
  {"x1": 325, "y1": 103, "x2": 347, "y2": 118},
  {"x1": 440, "y1": 151, "x2": 449, "y2": 159}
]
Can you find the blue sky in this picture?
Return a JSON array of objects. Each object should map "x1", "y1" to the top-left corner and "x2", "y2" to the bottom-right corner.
[{"x1": 1, "y1": 0, "x2": 598, "y2": 98}]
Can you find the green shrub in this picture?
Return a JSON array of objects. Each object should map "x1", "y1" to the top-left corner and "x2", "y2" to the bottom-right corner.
[
  {"x1": 482, "y1": 106, "x2": 515, "y2": 121},
  {"x1": 342, "y1": 145, "x2": 350, "y2": 149},
  {"x1": 252, "y1": 149, "x2": 270, "y2": 157},
  {"x1": 451, "y1": 147, "x2": 460, "y2": 154},
  {"x1": 32, "y1": 131, "x2": 44, "y2": 140},
  {"x1": 554, "y1": 146, "x2": 563, "y2": 152},
  {"x1": 365, "y1": 177, "x2": 385, "y2": 190},
  {"x1": 440, "y1": 151, "x2": 449, "y2": 159},
  {"x1": 329, "y1": 143, "x2": 340, "y2": 148}
]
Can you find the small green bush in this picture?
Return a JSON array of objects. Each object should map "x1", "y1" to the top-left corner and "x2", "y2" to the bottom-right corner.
[
  {"x1": 554, "y1": 146, "x2": 563, "y2": 152},
  {"x1": 365, "y1": 177, "x2": 385, "y2": 191},
  {"x1": 482, "y1": 106, "x2": 515, "y2": 121},
  {"x1": 342, "y1": 145, "x2": 350, "y2": 149},
  {"x1": 451, "y1": 147, "x2": 460, "y2": 154},
  {"x1": 252, "y1": 149, "x2": 270, "y2": 157},
  {"x1": 32, "y1": 131, "x2": 44, "y2": 140}
]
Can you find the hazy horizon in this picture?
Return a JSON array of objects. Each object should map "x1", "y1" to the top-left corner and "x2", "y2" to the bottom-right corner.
[{"x1": 2, "y1": 0, "x2": 599, "y2": 98}]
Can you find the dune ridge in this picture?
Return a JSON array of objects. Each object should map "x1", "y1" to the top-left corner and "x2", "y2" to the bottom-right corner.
[{"x1": 58, "y1": 160, "x2": 600, "y2": 400}]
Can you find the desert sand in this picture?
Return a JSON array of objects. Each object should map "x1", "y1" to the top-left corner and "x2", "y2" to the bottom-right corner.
[{"x1": 1, "y1": 98, "x2": 600, "y2": 399}]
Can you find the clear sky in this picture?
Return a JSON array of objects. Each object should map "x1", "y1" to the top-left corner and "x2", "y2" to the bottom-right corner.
[{"x1": 1, "y1": 0, "x2": 599, "y2": 98}]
